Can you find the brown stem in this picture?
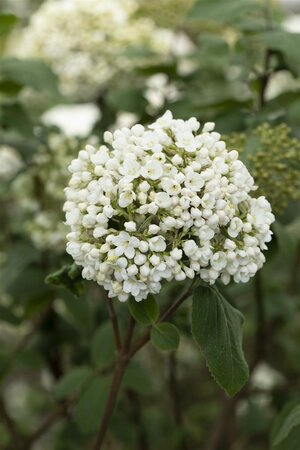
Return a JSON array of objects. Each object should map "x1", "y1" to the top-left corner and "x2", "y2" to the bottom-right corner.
[
  {"x1": 21, "y1": 368, "x2": 111, "y2": 450},
  {"x1": 127, "y1": 390, "x2": 149, "y2": 450},
  {"x1": 253, "y1": 272, "x2": 266, "y2": 366},
  {"x1": 92, "y1": 317, "x2": 135, "y2": 450},
  {"x1": 258, "y1": 0, "x2": 273, "y2": 110},
  {"x1": 0, "y1": 397, "x2": 23, "y2": 449},
  {"x1": 107, "y1": 298, "x2": 122, "y2": 352},
  {"x1": 204, "y1": 394, "x2": 238, "y2": 450},
  {"x1": 264, "y1": 0, "x2": 273, "y2": 30},
  {"x1": 21, "y1": 397, "x2": 76, "y2": 450},
  {"x1": 258, "y1": 49, "x2": 272, "y2": 110},
  {"x1": 287, "y1": 242, "x2": 300, "y2": 295},
  {"x1": 168, "y1": 352, "x2": 188, "y2": 450}
]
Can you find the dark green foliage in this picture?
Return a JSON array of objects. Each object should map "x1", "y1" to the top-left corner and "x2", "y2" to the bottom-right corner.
[
  {"x1": 45, "y1": 264, "x2": 85, "y2": 296},
  {"x1": 192, "y1": 285, "x2": 249, "y2": 396},
  {"x1": 128, "y1": 294, "x2": 159, "y2": 325},
  {"x1": 151, "y1": 322, "x2": 180, "y2": 351},
  {"x1": 0, "y1": 0, "x2": 300, "y2": 449}
]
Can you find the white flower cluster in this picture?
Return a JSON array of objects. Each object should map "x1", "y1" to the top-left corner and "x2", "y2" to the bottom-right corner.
[
  {"x1": 20, "y1": 0, "x2": 173, "y2": 100},
  {"x1": 13, "y1": 133, "x2": 98, "y2": 250},
  {"x1": 64, "y1": 111, "x2": 275, "y2": 302},
  {"x1": 0, "y1": 145, "x2": 23, "y2": 180}
]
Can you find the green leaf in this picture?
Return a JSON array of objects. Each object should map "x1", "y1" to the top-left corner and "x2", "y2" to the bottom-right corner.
[
  {"x1": 122, "y1": 362, "x2": 154, "y2": 395},
  {"x1": 91, "y1": 321, "x2": 116, "y2": 368},
  {"x1": 74, "y1": 377, "x2": 110, "y2": 434},
  {"x1": 14, "y1": 349, "x2": 44, "y2": 371},
  {"x1": 150, "y1": 323, "x2": 180, "y2": 351},
  {"x1": 187, "y1": 0, "x2": 257, "y2": 25},
  {"x1": 0, "y1": 14, "x2": 18, "y2": 37},
  {"x1": 0, "y1": 80, "x2": 23, "y2": 96},
  {"x1": 0, "y1": 243, "x2": 37, "y2": 291},
  {"x1": 0, "y1": 306, "x2": 20, "y2": 325},
  {"x1": 0, "y1": 102, "x2": 33, "y2": 137},
  {"x1": 62, "y1": 291, "x2": 94, "y2": 332},
  {"x1": 195, "y1": 34, "x2": 230, "y2": 69},
  {"x1": 45, "y1": 264, "x2": 84, "y2": 296},
  {"x1": 256, "y1": 31, "x2": 300, "y2": 76},
  {"x1": 271, "y1": 401, "x2": 300, "y2": 449},
  {"x1": 54, "y1": 366, "x2": 93, "y2": 400},
  {"x1": 128, "y1": 295, "x2": 159, "y2": 326},
  {"x1": 107, "y1": 86, "x2": 147, "y2": 114},
  {"x1": 192, "y1": 285, "x2": 249, "y2": 396},
  {"x1": 0, "y1": 58, "x2": 59, "y2": 94}
]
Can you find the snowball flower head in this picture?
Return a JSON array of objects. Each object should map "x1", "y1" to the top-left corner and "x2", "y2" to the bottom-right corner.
[
  {"x1": 64, "y1": 111, "x2": 275, "y2": 302},
  {"x1": 20, "y1": 0, "x2": 173, "y2": 100}
]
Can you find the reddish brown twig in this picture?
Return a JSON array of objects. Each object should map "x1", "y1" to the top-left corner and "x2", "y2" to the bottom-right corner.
[
  {"x1": 92, "y1": 316, "x2": 135, "y2": 450},
  {"x1": 127, "y1": 389, "x2": 149, "y2": 450},
  {"x1": 107, "y1": 298, "x2": 122, "y2": 352}
]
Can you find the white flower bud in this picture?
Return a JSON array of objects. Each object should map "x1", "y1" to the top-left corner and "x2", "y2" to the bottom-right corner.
[
  {"x1": 124, "y1": 221, "x2": 137, "y2": 232},
  {"x1": 170, "y1": 248, "x2": 182, "y2": 260}
]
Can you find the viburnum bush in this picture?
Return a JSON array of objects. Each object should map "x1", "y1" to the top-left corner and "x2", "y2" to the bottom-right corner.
[{"x1": 1, "y1": 1, "x2": 300, "y2": 450}]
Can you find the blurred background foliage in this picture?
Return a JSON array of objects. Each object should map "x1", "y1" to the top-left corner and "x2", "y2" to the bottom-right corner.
[{"x1": 0, "y1": 0, "x2": 300, "y2": 449}]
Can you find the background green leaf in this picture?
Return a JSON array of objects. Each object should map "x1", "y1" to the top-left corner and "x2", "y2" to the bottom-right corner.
[
  {"x1": 0, "y1": 58, "x2": 59, "y2": 94},
  {"x1": 150, "y1": 322, "x2": 180, "y2": 351},
  {"x1": 0, "y1": 14, "x2": 18, "y2": 37},
  {"x1": 54, "y1": 366, "x2": 93, "y2": 400},
  {"x1": 271, "y1": 401, "x2": 300, "y2": 449},
  {"x1": 74, "y1": 377, "x2": 110, "y2": 434},
  {"x1": 128, "y1": 295, "x2": 159, "y2": 325},
  {"x1": 91, "y1": 321, "x2": 116, "y2": 368}
]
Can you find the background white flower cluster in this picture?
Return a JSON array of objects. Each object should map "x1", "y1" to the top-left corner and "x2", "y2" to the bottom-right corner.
[
  {"x1": 13, "y1": 133, "x2": 98, "y2": 250},
  {"x1": 19, "y1": 0, "x2": 173, "y2": 100},
  {"x1": 64, "y1": 111, "x2": 275, "y2": 302},
  {"x1": 0, "y1": 145, "x2": 23, "y2": 180}
]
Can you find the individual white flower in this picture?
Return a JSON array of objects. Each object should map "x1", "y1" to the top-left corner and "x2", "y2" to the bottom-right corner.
[
  {"x1": 175, "y1": 132, "x2": 199, "y2": 153},
  {"x1": 155, "y1": 192, "x2": 172, "y2": 208},
  {"x1": 141, "y1": 160, "x2": 164, "y2": 180},
  {"x1": 64, "y1": 111, "x2": 274, "y2": 302},
  {"x1": 228, "y1": 217, "x2": 244, "y2": 238},
  {"x1": 161, "y1": 178, "x2": 182, "y2": 195},
  {"x1": 119, "y1": 191, "x2": 136, "y2": 208},
  {"x1": 119, "y1": 156, "x2": 140, "y2": 179},
  {"x1": 184, "y1": 171, "x2": 204, "y2": 191},
  {"x1": 149, "y1": 236, "x2": 167, "y2": 252},
  {"x1": 112, "y1": 232, "x2": 140, "y2": 259}
]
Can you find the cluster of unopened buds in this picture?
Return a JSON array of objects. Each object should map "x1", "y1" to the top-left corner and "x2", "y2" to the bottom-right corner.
[{"x1": 64, "y1": 111, "x2": 275, "y2": 302}]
